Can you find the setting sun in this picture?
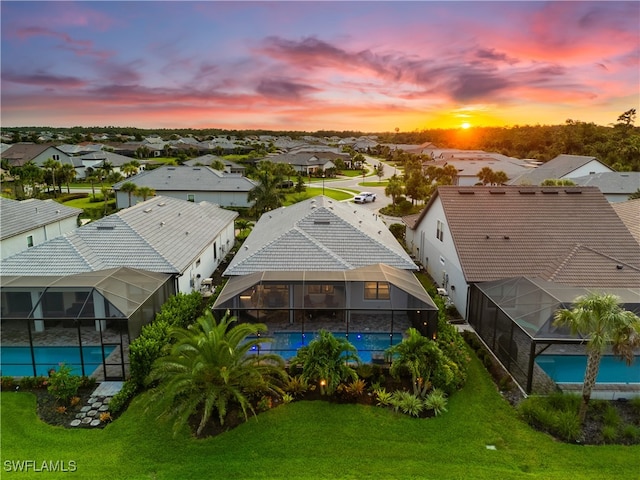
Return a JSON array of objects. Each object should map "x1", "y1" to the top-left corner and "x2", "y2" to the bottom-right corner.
[{"x1": 461, "y1": 122, "x2": 471, "y2": 129}]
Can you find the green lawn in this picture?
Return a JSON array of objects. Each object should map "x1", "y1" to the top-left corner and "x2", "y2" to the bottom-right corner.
[
  {"x1": 284, "y1": 188, "x2": 354, "y2": 204},
  {"x1": 1, "y1": 355, "x2": 636, "y2": 479}
]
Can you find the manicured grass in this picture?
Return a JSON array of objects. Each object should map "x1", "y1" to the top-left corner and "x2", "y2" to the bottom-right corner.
[
  {"x1": 360, "y1": 180, "x2": 388, "y2": 187},
  {"x1": 1, "y1": 354, "x2": 637, "y2": 479},
  {"x1": 284, "y1": 188, "x2": 353, "y2": 205},
  {"x1": 60, "y1": 196, "x2": 102, "y2": 209}
]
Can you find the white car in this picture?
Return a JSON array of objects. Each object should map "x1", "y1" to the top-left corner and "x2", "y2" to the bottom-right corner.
[{"x1": 354, "y1": 192, "x2": 377, "y2": 204}]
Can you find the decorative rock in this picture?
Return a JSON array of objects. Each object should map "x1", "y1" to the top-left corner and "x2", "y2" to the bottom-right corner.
[
  {"x1": 91, "y1": 402, "x2": 102, "y2": 409},
  {"x1": 70, "y1": 420, "x2": 82, "y2": 427},
  {"x1": 75, "y1": 413, "x2": 86, "y2": 419},
  {"x1": 103, "y1": 397, "x2": 111, "y2": 404},
  {"x1": 87, "y1": 410, "x2": 98, "y2": 417},
  {"x1": 98, "y1": 405, "x2": 109, "y2": 412},
  {"x1": 80, "y1": 406, "x2": 91, "y2": 412},
  {"x1": 90, "y1": 419, "x2": 101, "y2": 427},
  {"x1": 81, "y1": 417, "x2": 92, "y2": 424},
  {"x1": 88, "y1": 397, "x2": 97, "y2": 404}
]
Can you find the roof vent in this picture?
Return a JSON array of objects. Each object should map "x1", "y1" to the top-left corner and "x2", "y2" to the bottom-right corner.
[
  {"x1": 503, "y1": 235, "x2": 510, "y2": 240},
  {"x1": 541, "y1": 190, "x2": 559, "y2": 194},
  {"x1": 489, "y1": 190, "x2": 505, "y2": 194},
  {"x1": 314, "y1": 220, "x2": 330, "y2": 225},
  {"x1": 167, "y1": 167, "x2": 175, "y2": 170},
  {"x1": 518, "y1": 190, "x2": 536, "y2": 194},
  {"x1": 158, "y1": 202, "x2": 166, "y2": 206},
  {"x1": 616, "y1": 264, "x2": 624, "y2": 270},
  {"x1": 565, "y1": 189, "x2": 582, "y2": 194},
  {"x1": 97, "y1": 225, "x2": 115, "y2": 230},
  {"x1": 458, "y1": 190, "x2": 475, "y2": 194},
  {"x1": 160, "y1": 221, "x2": 165, "y2": 226},
  {"x1": 144, "y1": 208, "x2": 152, "y2": 213}
]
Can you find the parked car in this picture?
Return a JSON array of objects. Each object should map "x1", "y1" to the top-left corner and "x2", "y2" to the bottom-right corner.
[{"x1": 354, "y1": 192, "x2": 376, "y2": 203}]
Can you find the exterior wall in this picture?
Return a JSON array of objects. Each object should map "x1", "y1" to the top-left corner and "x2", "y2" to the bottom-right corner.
[
  {"x1": 116, "y1": 190, "x2": 253, "y2": 209},
  {"x1": 406, "y1": 196, "x2": 469, "y2": 317},
  {"x1": 31, "y1": 148, "x2": 74, "y2": 167},
  {"x1": 564, "y1": 160, "x2": 612, "y2": 178},
  {"x1": 1, "y1": 216, "x2": 79, "y2": 259},
  {"x1": 177, "y1": 221, "x2": 236, "y2": 294}
]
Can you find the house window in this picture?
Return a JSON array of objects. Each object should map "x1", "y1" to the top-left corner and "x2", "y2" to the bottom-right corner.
[
  {"x1": 188, "y1": 194, "x2": 195, "y2": 202},
  {"x1": 364, "y1": 282, "x2": 390, "y2": 300},
  {"x1": 436, "y1": 220, "x2": 444, "y2": 242},
  {"x1": 27, "y1": 235, "x2": 34, "y2": 248}
]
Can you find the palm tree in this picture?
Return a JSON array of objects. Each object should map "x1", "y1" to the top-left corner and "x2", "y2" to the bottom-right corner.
[
  {"x1": 247, "y1": 168, "x2": 283, "y2": 218},
  {"x1": 385, "y1": 174, "x2": 404, "y2": 206},
  {"x1": 59, "y1": 163, "x2": 76, "y2": 193},
  {"x1": 554, "y1": 293, "x2": 640, "y2": 423},
  {"x1": 86, "y1": 172, "x2": 99, "y2": 200},
  {"x1": 136, "y1": 186, "x2": 155, "y2": 201},
  {"x1": 386, "y1": 328, "x2": 445, "y2": 398},
  {"x1": 42, "y1": 158, "x2": 61, "y2": 196},
  {"x1": 121, "y1": 162, "x2": 139, "y2": 178},
  {"x1": 120, "y1": 182, "x2": 138, "y2": 207},
  {"x1": 289, "y1": 330, "x2": 360, "y2": 395},
  {"x1": 477, "y1": 166, "x2": 494, "y2": 185},
  {"x1": 145, "y1": 311, "x2": 287, "y2": 437}
]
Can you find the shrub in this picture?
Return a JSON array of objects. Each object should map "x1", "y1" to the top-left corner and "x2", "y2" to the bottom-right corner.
[
  {"x1": 69, "y1": 396, "x2": 81, "y2": 407},
  {"x1": 554, "y1": 410, "x2": 581, "y2": 443},
  {"x1": 374, "y1": 387, "x2": 392, "y2": 407},
  {"x1": 390, "y1": 390, "x2": 424, "y2": 417},
  {"x1": 257, "y1": 396, "x2": 273, "y2": 412},
  {"x1": 621, "y1": 424, "x2": 640, "y2": 442},
  {"x1": 56, "y1": 405, "x2": 68, "y2": 414},
  {"x1": 129, "y1": 319, "x2": 171, "y2": 388},
  {"x1": 602, "y1": 405, "x2": 621, "y2": 428},
  {"x1": 282, "y1": 393, "x2": 294, "y2": 404},
  {"x1": 154, "y1": 291, "x2": 204, "y2": 329},
  {"x1": 547, "y1": 392, "x2": 580, "y2": 412},
  {"x1": 284, "y1": 375, "x2": 308, "y2": 397},
  {"x1": 0, "y1": 377, "x2": 15, "y2": 390},
  {"x1": 47, "y1": 364, "x2": 81, "y2": 403},
  {"x1": 602, "y1": 425, "x2": 618, "y2": 443},
  {"x1": 79, "y1": 376, "x2": 97, "y2": 389},
  {"x1": 343, "y1": 379, "x2": 366, "y2": 399},
  {"x1": 518, "y1": 397, "x2": 557, "y2": 429},
  {"x1": 630, "y1": 397, "x2": 640, "y2": 416},
  {"x1": 109, "y1": 380, "x2": 138, "y2": 414},
  {"x1": 424, "y1": 388, "x2": 448, "y2": 416},
  {"x1": 19, "y1": 376, "x2": 39, "y2": 389},
  {"x1": 356, "y1": 364, "x2": 374, "y2": 380},
  {"x1": 99, "y1": 412, "x2": 113, "y2": 423}
]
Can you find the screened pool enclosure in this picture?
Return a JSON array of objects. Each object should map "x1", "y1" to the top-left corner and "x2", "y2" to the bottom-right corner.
[
  {"x1": 213, "y1": 264, "x2": 439, "y2": 360},
  {"x1": 1, "y1": 267, "x2": 174, "y2": 380},
  {"x1": 468, "y1": 277, "x2": 640, "y2": 394}
]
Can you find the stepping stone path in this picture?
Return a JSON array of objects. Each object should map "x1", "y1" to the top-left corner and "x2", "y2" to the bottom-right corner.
[{"x1": 69, "y1": 381, "x2": 123, "y2": 428}]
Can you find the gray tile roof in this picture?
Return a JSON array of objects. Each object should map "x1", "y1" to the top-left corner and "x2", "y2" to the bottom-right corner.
[
  {"x1": 0, "y1": 196, "x2": 238, "y2": 276},
  {"x1": 422, "y1": 186, "x2": 640, "y2": 287},
  {"x1": 0, "y1": 198, "x2": 82, "y2": 240},
  {"x1": 225, "y1": 196, "x2": 416, "y2": 275},
  {"x1": 612, "y1": 199, "x2": 640, "y2": 245},
  {"x1": 571, "y1": 172, "x2": 640, "y2": 195},
  {"x1": 79, "y1": 150, "x2": 137, "y2": 167},
  {"x1": 509, "y1": 154, "x2": 609, "y2": 185},
  {"x1": 112, "y1": 166, "x2": 256, "y2": 192}
]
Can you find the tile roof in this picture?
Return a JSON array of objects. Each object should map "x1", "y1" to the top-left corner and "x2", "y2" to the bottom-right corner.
[
  {"x1": 0, "y1": 143, "x2": 51, "y2": 165},
  {"x1": 0, "y1": 196, "x2": 238, "y2": 276},
  {"x1": 422, "y1": 186, "x2": 640, "y2": 287},
  {"x1": 612, "y1": 199, "x2": 640, "y2": 245},
  {"x1": 112, "y1": 166, "x2": 257, "y2": 192},
  {"x1": 571, "y1": 172, "x2": 640, "y2": 195},
  {"x1": 0, "y1": 197, "x2": 82, "y2": 240},
  {"x1": 509, "y1": 154, "x2": 608, "y2": 185},
  {"x1": 224, "y1": 196, "x2": 417, "y2": 275}
]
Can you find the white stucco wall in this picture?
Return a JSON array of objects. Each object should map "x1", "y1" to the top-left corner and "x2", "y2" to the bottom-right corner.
[
  {"x1": 1, "y1": 216, "x2": 79, "y2": 260},
  {"x1": 406, "y1": 196, "x2": 469, "y2": 317},
  {"x1": 116, "y1": 190, "x2": 253, "y2": 209},
  {"x1": 564, "y1": 160, "x2": 612, "y2": 178}
]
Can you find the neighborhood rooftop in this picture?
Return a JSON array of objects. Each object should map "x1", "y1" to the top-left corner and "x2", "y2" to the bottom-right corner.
[
  {"x1": 224, "y1": 195, "x2": 417, "y2": 275},
  {"x1": 0, "y1": 197, "x2": 82, "y2": 240},
  {"x1": 0, "y1": 196, "x2": 238, "y2": 276}
]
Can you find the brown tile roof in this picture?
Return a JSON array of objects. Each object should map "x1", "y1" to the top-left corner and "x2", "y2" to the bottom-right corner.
[
  {"x1": 1, "y1": 143, "x2": 51, "y2": 166},
  {"x1": 430, "y1": 186, "x2": 640, "y2": 286},
  {"x1": 612, "y1": 199, "x2": 640, "y2": 246}
]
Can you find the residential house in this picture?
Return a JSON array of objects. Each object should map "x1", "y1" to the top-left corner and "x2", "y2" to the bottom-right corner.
[
  {"x1": 214, "y1": 196, "x2": 438, "y2": 359},
  {"x1": 509, "y1": 154, "x2": 614, "y2": 185},
  {"x1": 570, "y1": 172, "x2": 640, "y2": 203},
  {"x1": 184, "y1": 154, "x2": 246, "y2": 175},
  {"x1": 1, "y1": 143, "x2": 76, "y2": 169},
  {"x1": 112, "y1": 166, "x2": 257, "y2": 209},
  {"x1": 261, "y1": 152, "x2": 339, "y2": 175},
  {"x1": 0, "y1": 197, "x2": 82, "y2": 259},
  {"x1": 404, "y1": 185, "x2": 640, "y2": 394},
  {"x1": 427, "y1": 153, "x2": 537, "y2": 186}
]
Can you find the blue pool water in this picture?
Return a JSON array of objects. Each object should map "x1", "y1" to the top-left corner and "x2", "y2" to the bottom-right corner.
[
  {"x1": 536, "y1": 355, "x2": 640, "y2": 384},
  {"x1": 1, "y1": 346, "x2": 116, "y2": 377},
  {"x1": 251, "y1": 332, "x2": 402, "y2": 363}
]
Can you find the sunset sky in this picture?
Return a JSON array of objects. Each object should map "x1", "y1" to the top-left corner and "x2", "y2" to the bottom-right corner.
[{"x1": 1, "y1": 1, "x2": 638, "y2": 132}]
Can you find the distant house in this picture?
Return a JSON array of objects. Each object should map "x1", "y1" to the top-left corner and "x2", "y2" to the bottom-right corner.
[
  {"x1": 214, "y1": 196, "x2": 438, "y2": 357},
  {"x1": 509, "y1": 154, "x2": 613, "y2": 185},
  {"x1": 570, "y1": 172, "x2": 640, "y2": 203},
  {"x1": 112, "y1": 166, "x2": 257, "y2": 209},
  {"x1": 404, "y1": 185, "x2": 640, "y2": 319},
  {"x1": 262, "y1": 150, "x2": 345, "y2": 175},
  {"x1": 184, "y1": 154, "x2": 246, "y2": 175},
  {"x1": 427, "y1": 153, "x2": 536, "y2": 186},
  {"x1": 1, "y1": 143, "x2": 76, "y2": 169},
  {"x1": 0, "y1": 198, "x2": 82, "y2": 259},
  {"x1": 76, "y1": 150, "x2": 145, "y2": 179},
  {"x1": 0, "y1": 196, "x2": 238, "y2": 294}
]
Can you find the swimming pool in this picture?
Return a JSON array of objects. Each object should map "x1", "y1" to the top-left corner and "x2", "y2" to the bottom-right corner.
[
  {"x1": 253, "y1": 332, "x2": 402, "y2": 363},
  {"x1": 536, "y1": 355, "x2": 640, "y2": 384},
  {"x1": 1, "y1": 346, "x2": 116, "y2": 377}
]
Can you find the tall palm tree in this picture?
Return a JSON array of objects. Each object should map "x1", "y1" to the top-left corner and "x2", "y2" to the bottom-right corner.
[
  {"x1": 289, "y1": 330, "x2": 360, "y2": 395},
  {"x1": 145, "y1": 311, "x2": 287, "y2": 437},
  {"x1": 120, "y1": 182, "x2": 138, "y2": 207},
  {"x1": 60, "y1": 163, "x2": 76, "y2": 193},
  {"x1": 554, "y1": 293, "x2": 640, "y2": 423},
  {"x1": 247, "y1": 168, "x2": 283, "y2": 218},
  {"x1": 121, "y1": 162, "x2": 138, "y2": 178},
  {"x1": 42, "y1": 158, "x2": 61, "y2": 196},
  {"x1": 86, "y1": 172, "x2": 99, "y2": 199},
  {"x1": 386, "y1": 328, "x2": 445, "y2": 398},
  {"x1": 385, "y1": 174, "x2": 404, "y2": 206}
]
